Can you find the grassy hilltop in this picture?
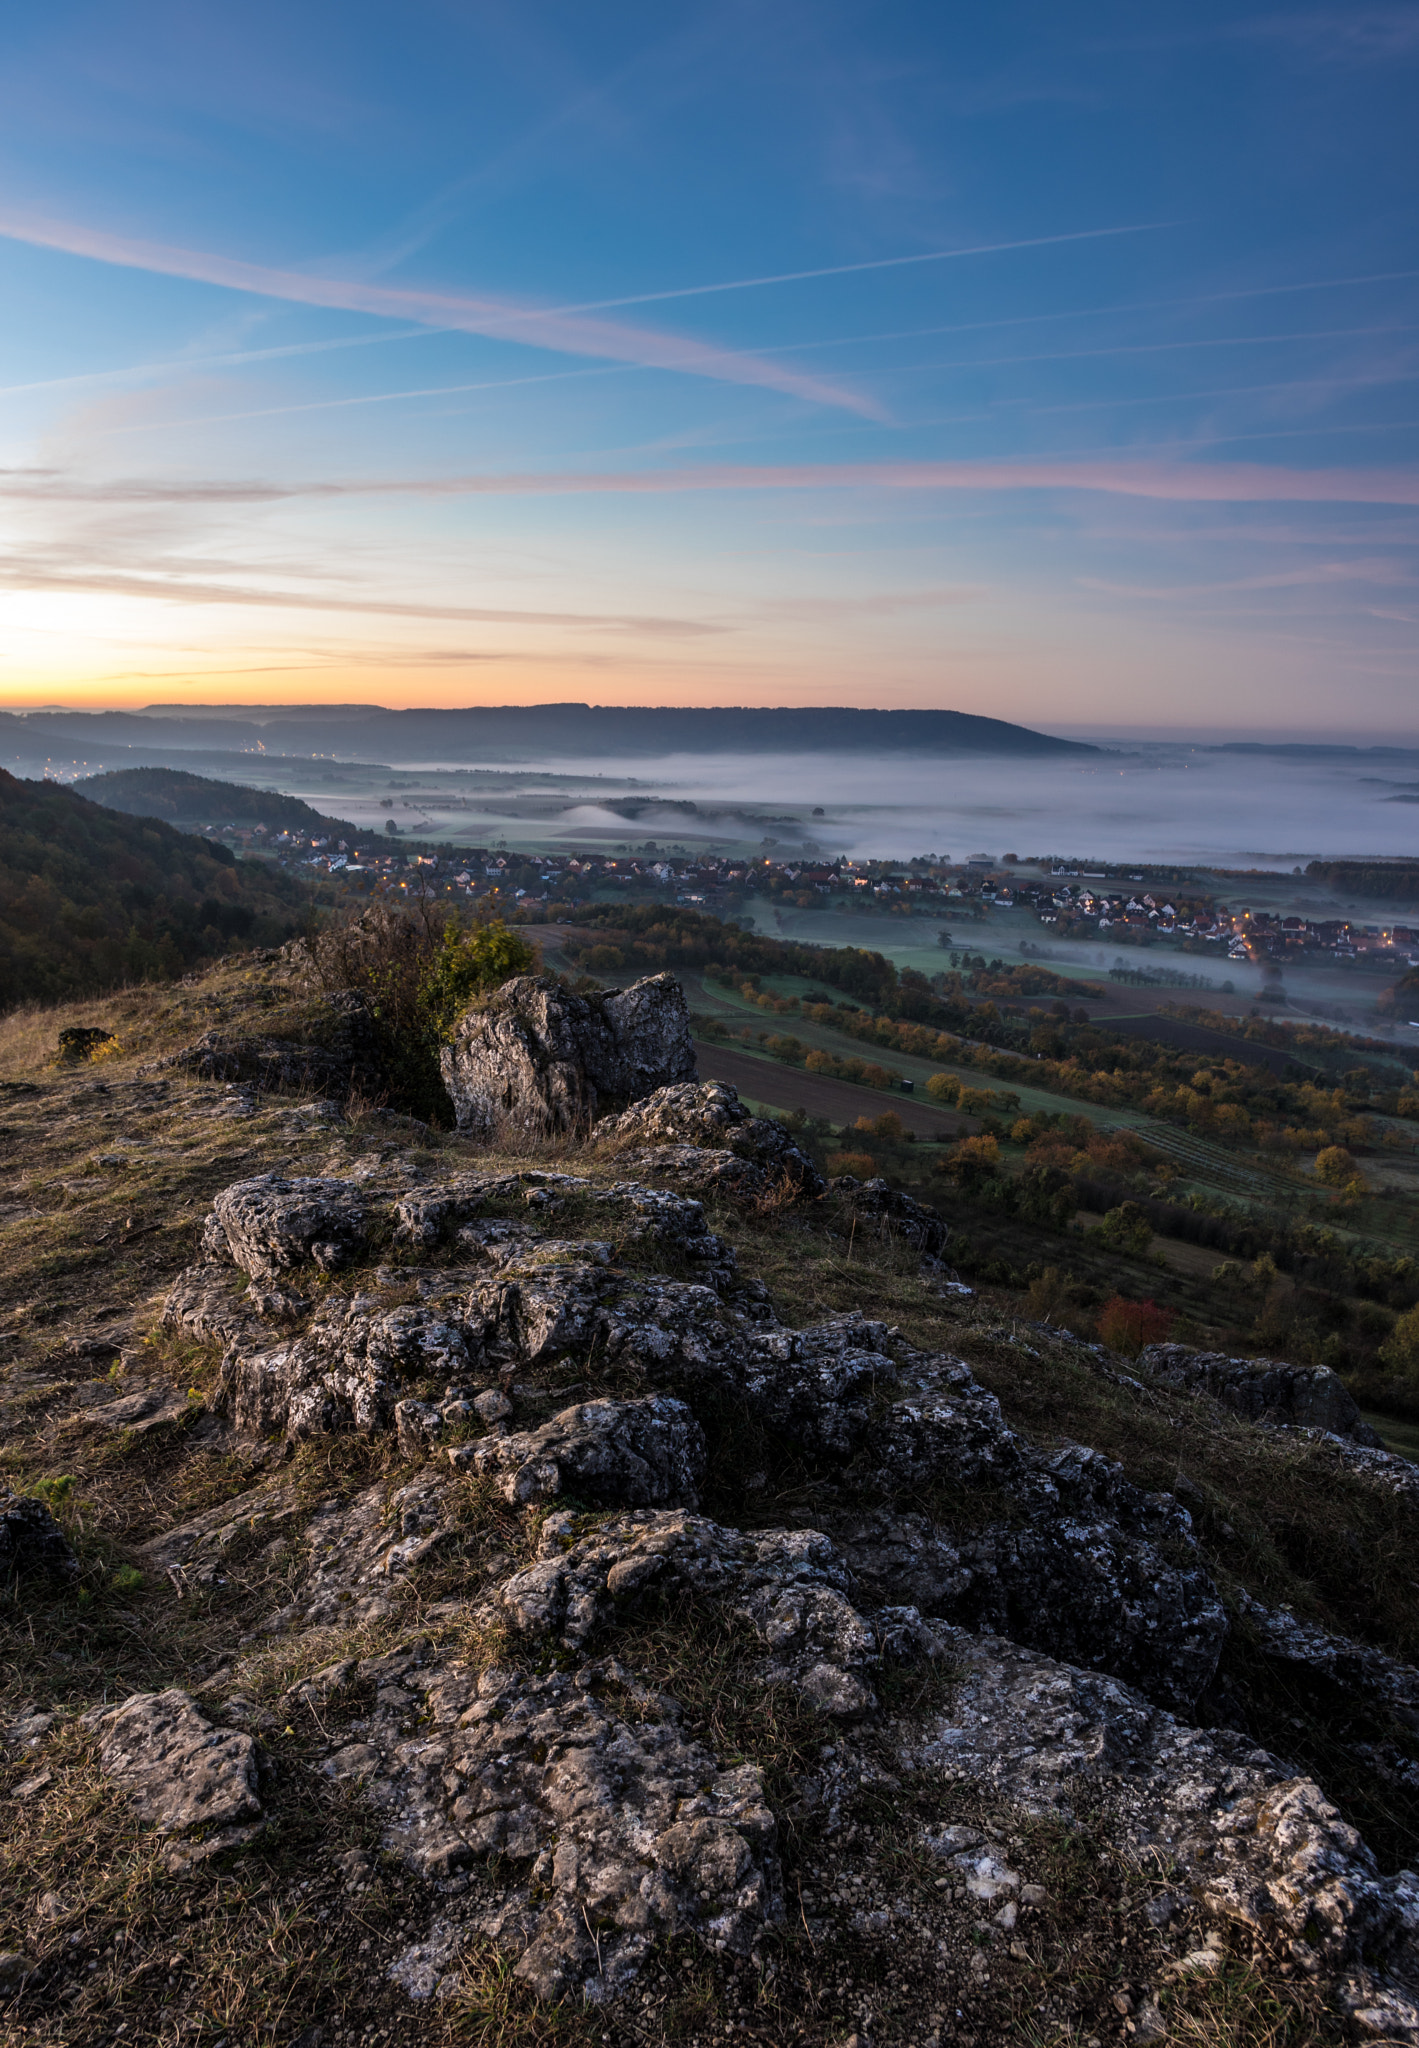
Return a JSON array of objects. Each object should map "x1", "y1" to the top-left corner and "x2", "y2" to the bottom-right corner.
[{"x1": 1, "y1": 910, "x2": 1418, "y2": 2045}]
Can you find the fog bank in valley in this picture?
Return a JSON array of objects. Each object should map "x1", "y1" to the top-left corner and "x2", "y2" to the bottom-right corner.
[{"x1": 383, "y1": 745, "x2": 1419, "y2": 869}]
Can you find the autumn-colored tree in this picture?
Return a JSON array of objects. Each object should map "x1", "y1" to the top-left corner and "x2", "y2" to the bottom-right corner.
[
  {"x1": 1097, "y1": 1296, "x2": 1173, "y2": 1357},
  {"x1": 826, "y1": 1151, "x2": 877, "y2": 1178},
  {"x1": 1380, "y1": 1304, "x2": 1419, "y2": 1381},
  {"x1": 1315, "y1": 1145, "x2": 1361, "y2": 1189},
  {"x1": 1099, "y1": 1202, "x2": 1153, "y2": 1255}
]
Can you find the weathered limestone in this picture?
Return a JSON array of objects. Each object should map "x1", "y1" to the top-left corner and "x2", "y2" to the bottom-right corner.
[
  {"x1": 220, "y1": 1297, "x2": 478, "y2": 1438},
  {"x1": 485, "y1": 1508, "x2": 886, "y2": 1717},
  {"x1": 446, "y1": 1395, "x2": 707, "y2": 1508},
  {"x1": 86, "y1": 1690, "x2": 263, "y2": 1866},
  {"x1": 1142, "y1": 1342, "x2": 1384, "y2": 1444},
  {"x1": 919, "y1": 1631, "x2": 1419, "y2": 2004},
  {"x1": 440, "y1": 973, "x2": 696, "y2": 1136},
  {"x1": 201, "y1": 1174, "x2": 372, "y2": 1279},
  {"x1": 315, "y1": 1645, "x2": 781, "y2": 2003},
  {"x1": 596, "y1": 1080, "x2": 825, "y2": 1198}
]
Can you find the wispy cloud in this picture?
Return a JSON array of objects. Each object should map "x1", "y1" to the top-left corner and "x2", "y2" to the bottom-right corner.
[
  {"x1": 1232, "y1": 9, "x2": 1419, "y2": 62},
  {"x1": 0, "y1": 550, "x2": 725, "y2": 634},
  {"x1": 1080, "y1": 558, "x2": 1413, "y2": 597},
  {"x1": 6, "y1": 455, "x2": 1419, "y2": 507},
  {"x1": 0, "y1": 209, "x2": 878, "y2": 417},
  {"x1": 533, "y1": 223, "x2": 1169, "y2": 313}
]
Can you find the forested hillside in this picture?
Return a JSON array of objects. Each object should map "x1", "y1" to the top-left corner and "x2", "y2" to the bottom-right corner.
[{"x1": 0, "y1": 770, "x2": 310, "y2": 1003}]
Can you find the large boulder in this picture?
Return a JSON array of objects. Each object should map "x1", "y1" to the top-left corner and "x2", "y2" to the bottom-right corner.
[
  {"x1": 595, "y1": 1080, "x2": 825, "y2": 1198},
  {"x1": 440, "y1": 974, "x2": 696, "y2": 1137}
]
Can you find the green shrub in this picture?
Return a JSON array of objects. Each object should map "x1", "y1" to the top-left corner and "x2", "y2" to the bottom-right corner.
[{"x1": 420, "y1": 920, "x2": 540, "y2": 1042}]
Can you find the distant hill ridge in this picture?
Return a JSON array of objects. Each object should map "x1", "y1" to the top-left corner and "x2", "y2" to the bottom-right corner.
[
  {"x1": 77, "y1": 766, "x2": 358, "y2": 838},
  {"x1": 2, "y1": 703, "x2": 1096, "y2": 763}
]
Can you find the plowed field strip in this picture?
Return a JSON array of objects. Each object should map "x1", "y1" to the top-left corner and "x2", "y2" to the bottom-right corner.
[{"x1": 694, "y1": 1043, "x2": 970, "y2": 1138}]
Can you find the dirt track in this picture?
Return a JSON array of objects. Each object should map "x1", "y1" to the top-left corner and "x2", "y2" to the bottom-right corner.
[{"x1": 694, "y1": 1042, "x2": 969, "y2": 1138}]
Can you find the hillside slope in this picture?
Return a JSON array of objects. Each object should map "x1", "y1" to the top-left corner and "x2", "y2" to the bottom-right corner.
[
  {"x1": 77, "y1": 765, "x2": 358, "y2": 838},
  {"x1": 0, "y1": 769, "x2": 310, "y2": 1004}
]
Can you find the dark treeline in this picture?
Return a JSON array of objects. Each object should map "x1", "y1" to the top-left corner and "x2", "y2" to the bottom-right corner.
[{"x1": 1306, "y1": 861, "x2": 1419, "y2": 901}]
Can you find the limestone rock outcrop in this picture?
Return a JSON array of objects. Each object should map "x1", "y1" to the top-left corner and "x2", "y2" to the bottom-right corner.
[
  {"x1": 201, "y1": 1173, "x2": 372, "y2": 1280},
  {"x1": 920, "y1": 1630, "x2": 1419, "y2": 2001},
  {"x1": 1141, "y1": 1342, "x2": 1384, "y2": 1444},
  {"x1": 596, "y1": 1080, "x2": 825, "y2": 1198},
  {"x1": 315, "y1": 1644, "x2": 781, "y2": 2002},
  {"x1": 447, "y1": 1395, "x2": 706, "y2": 1508},
  {"x1": 440, "y1": 973, "x2": 695, "y2": 1136}
]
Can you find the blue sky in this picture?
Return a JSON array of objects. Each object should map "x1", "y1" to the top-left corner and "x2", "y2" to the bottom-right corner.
[{"x1": 0, "y1": 0, "x2": 1416, "y2": 734}]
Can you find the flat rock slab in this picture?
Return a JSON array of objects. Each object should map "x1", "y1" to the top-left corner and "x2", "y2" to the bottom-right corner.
[{"x1": 87, "y1": 1689, "x2": 263, "y2": 1865}]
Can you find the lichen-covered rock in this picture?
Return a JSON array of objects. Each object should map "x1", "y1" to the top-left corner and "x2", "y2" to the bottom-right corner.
[
  {"x1": 485, "y1": 1509, "x2": 885, "y2": 1717},
  {"x1": 0, "y1": 1493, "x2": 79, "y2": 1587},
  {"x1": 743, "y1": 1314, "x2": 899, "y2": 1456},
  {"x1": 840, "y1": 1356, "x2": 1227, "y2": 1711},
  {"x1": 1142, "y1": 1343, "x2": 1383, "y2": 1445},
  {"x1": 87, "y1": 1690, "x2": 263, "y2": 1864},
  {"x1": 201, "y1": 1173, "x2": 372, "y2": 1279},
  {"x1": 596, "y1": 1081, "x2": 825, "y2": 1198},
  {"x1": 827, "y1": 1176, "x2": 949, "y2": 1259},
  {"x1": 447, "y1": 1396, "x2": 706, "y2": 1509},
  {"x1": 919, "y1": 1631, "x2": 1419, "y2": 1988},
  {"x1": 440, "y1": 973, "x2": 695, "y2": 1136},
  {"x1": 219, "y1": 1296, "x2": 479, "y2": 1437},
  {"x1": 319, "y1": 1647, "x2": 781, "y2": 2002}
]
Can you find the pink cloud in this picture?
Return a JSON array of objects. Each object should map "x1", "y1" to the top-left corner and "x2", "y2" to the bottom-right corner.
[{"x1": 0, "y1": 209, "x2": 878, "y2": 417}]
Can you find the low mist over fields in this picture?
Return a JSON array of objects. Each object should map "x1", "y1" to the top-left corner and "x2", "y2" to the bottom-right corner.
[{"x1": 401, "y1": 743, "x2": 1419, "y2": 868}]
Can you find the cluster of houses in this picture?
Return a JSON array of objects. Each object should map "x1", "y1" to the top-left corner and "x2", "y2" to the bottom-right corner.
[
  {"x1": 211, "y1": 832, "x2": 1418, "y2": 970},
  {"x1": 1036, "y1": 880, "x2": 1417, "y2": 964}
]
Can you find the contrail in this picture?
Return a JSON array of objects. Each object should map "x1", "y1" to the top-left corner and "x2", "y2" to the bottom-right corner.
[{"x1": 535, "y1": 223, "x2": 1172, "y2": 314}]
